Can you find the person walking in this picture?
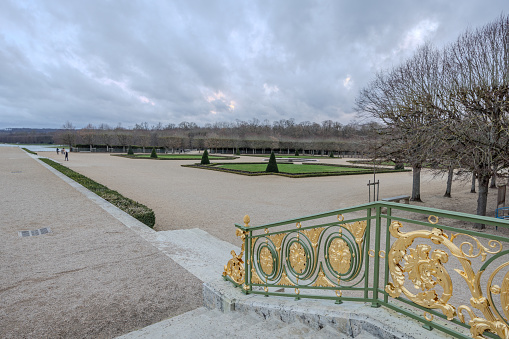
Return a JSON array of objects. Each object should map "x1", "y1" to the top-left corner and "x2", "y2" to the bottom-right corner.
[
  {"x1": 65, "y1": 151, "x2": 69, "y2": 161},
  {"x1": 56, "y1": 148, "x2": 59, "y2": 155}
]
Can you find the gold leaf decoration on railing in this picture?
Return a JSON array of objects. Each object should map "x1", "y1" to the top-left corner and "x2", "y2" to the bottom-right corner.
[
  {"x1": 341, "y1": 220, "x2": 367, "y2": 247},
  {"x1": 268, "y1": 233, "x2": 285, "y2": 252},
  {"x1": 385, "y1": 221, "x2": 455, "y2": 320},
  {"x1": 329, "y1": 238, "x2": 351, "y2": 274},
  {"x1": 260, "y1": 247, "x2": 274, "y2": 275},
  {"x1": 251, "y1": 267, "x2": 263, "y2": 284},
  {"x1": 302, "y1": 227, "x2": 324, "y2": 249},
  {"x1": 277, "y1": 270, "x2": 295, "y2": 286},
  {"x1": 450, "y1": 233, "x2": 502, "y2": 262},
  {"x1": 223, "y1": 215, "x2": 249, "y2": 285},
  {"x1": 312, "y1": 267, "x2": 335, "y2": 287},
  {"x1": 386, "y1": 220, "x2": 509, "y2": 338},
  {"x1": 289, "y1": 242, "x2": 306, "y2": 273}
]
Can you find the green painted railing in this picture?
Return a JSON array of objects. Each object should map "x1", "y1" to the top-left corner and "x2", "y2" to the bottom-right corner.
[{"x1": 223, "y1": 202, "x2": 509, "y2": 339}]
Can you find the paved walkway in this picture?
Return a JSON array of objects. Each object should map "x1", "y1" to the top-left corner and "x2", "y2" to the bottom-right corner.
[{"x1": 0, "y1": 147, "x2": 203, "y2": 338}]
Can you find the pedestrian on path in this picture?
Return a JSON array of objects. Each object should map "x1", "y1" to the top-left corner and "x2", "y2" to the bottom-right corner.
[
  {"x1": 65, "y1": 151, "x2": 69, "y2": 161},
  {"x1": 56, "y1": 148, "x2": 59, "y2": 155}
]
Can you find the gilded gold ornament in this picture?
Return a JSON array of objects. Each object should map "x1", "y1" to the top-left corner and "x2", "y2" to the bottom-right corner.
[
  {"x1": 289, "y1": 241, "x2": 306, "y2": 273},
  {"x1": 268, "y1": 233, "x2": 285, "y2": 252},
  {"x1": 277, "y1": 270, "x2": 295, "y2": 286},
  {"x1": 260, "y1": 247, "x2": 274, "y2": 275},
  {"x1": 251, "y1": 268, "x2": 263, "y2": 284},
  {"x1": 328, "y1": 238, "x2": 351, "y2": 274},
  {"x1": 312, "y1": 268, "x2": 335, "y2": 287},
  {"x1": 341, "y1": 220, "x2": 367, "y2": 247},
  {"x1": 386, "y1": 222, "x2": 455, "y2": 320},
  {"x1": 450, "y1": 233, "x2": 502, "y2": 262},
  {"x1": 302, "y1": 227, "x2": 324, "y2": 250}
]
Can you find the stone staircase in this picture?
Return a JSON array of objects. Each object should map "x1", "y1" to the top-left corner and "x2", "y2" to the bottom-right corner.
[{"x1": 118, "y1": 306, "x2": 376, "y2": 339}]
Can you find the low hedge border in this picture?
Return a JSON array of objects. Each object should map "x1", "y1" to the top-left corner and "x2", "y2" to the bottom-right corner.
[
  {"x1": 40, "y1": 158, "x2": 155, "y2": 228},
  {"x1": 182, "y1": 162, "x2": 410, "y2": 178},
  {"x1": 22, "y1": 148, "x2": 37, "y2": 155},
  {"x1": 112, "y1": 154, "x2": 238, "y2": 160}
]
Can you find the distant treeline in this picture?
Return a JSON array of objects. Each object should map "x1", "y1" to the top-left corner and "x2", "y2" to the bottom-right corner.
[{"x1": 0, "y1": 119, "x2": 380, "y2": 154}]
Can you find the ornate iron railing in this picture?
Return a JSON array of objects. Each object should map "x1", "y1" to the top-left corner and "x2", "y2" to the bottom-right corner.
[{"x1": 223, "y1": 202, "x2": 509, "y2": 339}]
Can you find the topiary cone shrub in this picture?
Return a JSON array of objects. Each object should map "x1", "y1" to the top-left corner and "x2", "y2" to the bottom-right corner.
[
  {"x1": 295, "y1": 150, "x2": 299, "y2": 156},
  {"x1": 329, "y1": 151, "x2": 334, "y2": 158},
  {"x1": 201, "y1": 149, "x2": 210, "y2": 164},
  {"x1": 150, "y1": 147, "x2": 158, "y2": 158},
  {"x1": 127, "y1": 145, "x2": 134, "y2": 155},
  {"x1": 266, "y1": 151, "x2": 279, "y2": 173}
]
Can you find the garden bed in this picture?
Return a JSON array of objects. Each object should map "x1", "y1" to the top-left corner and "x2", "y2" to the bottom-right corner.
[{"x1": 182, "y1": 162, "x2": 409, "y2": 178}]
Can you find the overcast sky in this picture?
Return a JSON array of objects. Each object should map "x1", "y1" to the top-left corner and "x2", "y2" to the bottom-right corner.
[{"x1": 0, "y1": 1, "x2": 507, "y2": 129}]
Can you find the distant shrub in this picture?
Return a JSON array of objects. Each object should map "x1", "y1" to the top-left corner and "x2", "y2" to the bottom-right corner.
[
  {"x1": 150, "y1": 147, "x2": 158, "y2": 158},
  {"x1": 127, "y1": 145, "x2": 134, "y2": 155},
  {"x1": 295, "y1": 150, "x2": 299, "y2": 156},
  {"x1": 201, "y1": 149, "x2": 210, "y2": 165},
  {"x1": 266, "y1": 152, "x2": 279, "y2": 173},
  {"x1": 395, "y1": 163, "x2": 405, "y2": 170},
  {"x1": 329, "y1": 152, "x2": 334, "y2": 158},
  {"x1": 235, "y1": 149, "x2": 240, "y2": 155}
]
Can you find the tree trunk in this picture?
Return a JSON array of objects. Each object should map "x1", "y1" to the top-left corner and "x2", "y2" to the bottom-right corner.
[
  {"x1": 474, "y1": 175, "x2": 490, "y2": 229},
  {"x1": 490, "y1": 165, "x2": 497, "y2": 188},
  {"x1": 471, "y1": 173, "x2": 476, "y2": 193},
  {"x1": 411, "y1": 164, "x2": 422, "y2": 202},
  {"x1": 444, "y1": 166, "x2": 453, "y2": 197}
]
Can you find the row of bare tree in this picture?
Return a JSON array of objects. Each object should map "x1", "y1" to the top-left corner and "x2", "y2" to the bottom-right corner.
[
  {"x1": 356, "y1": 15, "x2": 509, "y2": 227},
  {"x1": 52, "y1": 120, "x2": 377, "y2": 154}
]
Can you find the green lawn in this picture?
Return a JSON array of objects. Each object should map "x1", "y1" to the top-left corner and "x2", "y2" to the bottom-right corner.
[{"x1": 217, "y1": 163, "x2": 371, "y2": 174}]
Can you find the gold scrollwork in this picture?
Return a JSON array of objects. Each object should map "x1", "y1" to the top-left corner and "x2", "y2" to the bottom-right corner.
[
  {"x1": 289, "y1": 242, "x2": 306, "y2": 273},
  {"x1": 385, "y1": 221, "x2": 455, "y2": 320},
  {"x1": 329, "y1": 238, "x2": 351, "y2": 274},
  {"x1": 450, "y1": 233, "x2": 502, "y2": 262},
  {"x1": 386, "y1": 220, "x2": 509, "y2": 338},
  {"x1": 223, "y1": 215, "x2": 250, "y2": 284},
  {"x1": 260, "y1": 247, "x2": 274, "y2": 276}
]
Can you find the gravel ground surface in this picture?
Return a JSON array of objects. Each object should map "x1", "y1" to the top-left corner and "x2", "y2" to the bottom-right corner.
[
  {"x1": 4, "y1": 147, "x2": 508, "y2": 338},
  {"x1": 42, "y1": 151, "x2": 505, "y2": 244},
  {"x1": 1, "y1": 147, "x2": 202, "y2": 339}
]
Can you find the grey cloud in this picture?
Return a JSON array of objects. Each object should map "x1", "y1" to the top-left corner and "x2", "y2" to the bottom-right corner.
[{"x1": 0, "y1": 0, "x2": 508, "y2": 128}]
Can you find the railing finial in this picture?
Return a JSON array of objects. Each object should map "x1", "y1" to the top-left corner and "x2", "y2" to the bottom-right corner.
[{"x1": 244, "y1": 215, "x2": 250, "y2": 227}]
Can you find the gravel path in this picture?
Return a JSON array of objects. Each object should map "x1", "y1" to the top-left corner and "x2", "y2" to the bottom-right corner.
[
  {"x1": 42, "y1": 151, "x2": 503, "y2": 244},
  {"x1": 0, "y1": 147, "x2": 202, "y2": 339},
  {"x1": 3, "y1": 148, "x2": 506, "y2": 338}
]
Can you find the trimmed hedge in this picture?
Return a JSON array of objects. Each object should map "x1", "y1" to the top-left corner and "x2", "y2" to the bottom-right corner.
[
  {"x1": 40, "y1": 158, "x2": 155, "y2": 227},
  {"x1": 22, "y1": 148, "x2": 37, "y2": 155}
]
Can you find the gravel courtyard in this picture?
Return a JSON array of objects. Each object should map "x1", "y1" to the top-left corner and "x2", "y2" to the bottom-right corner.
[{"x1": 2, "y1": 147, "x2": 504, "y2": 338}]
